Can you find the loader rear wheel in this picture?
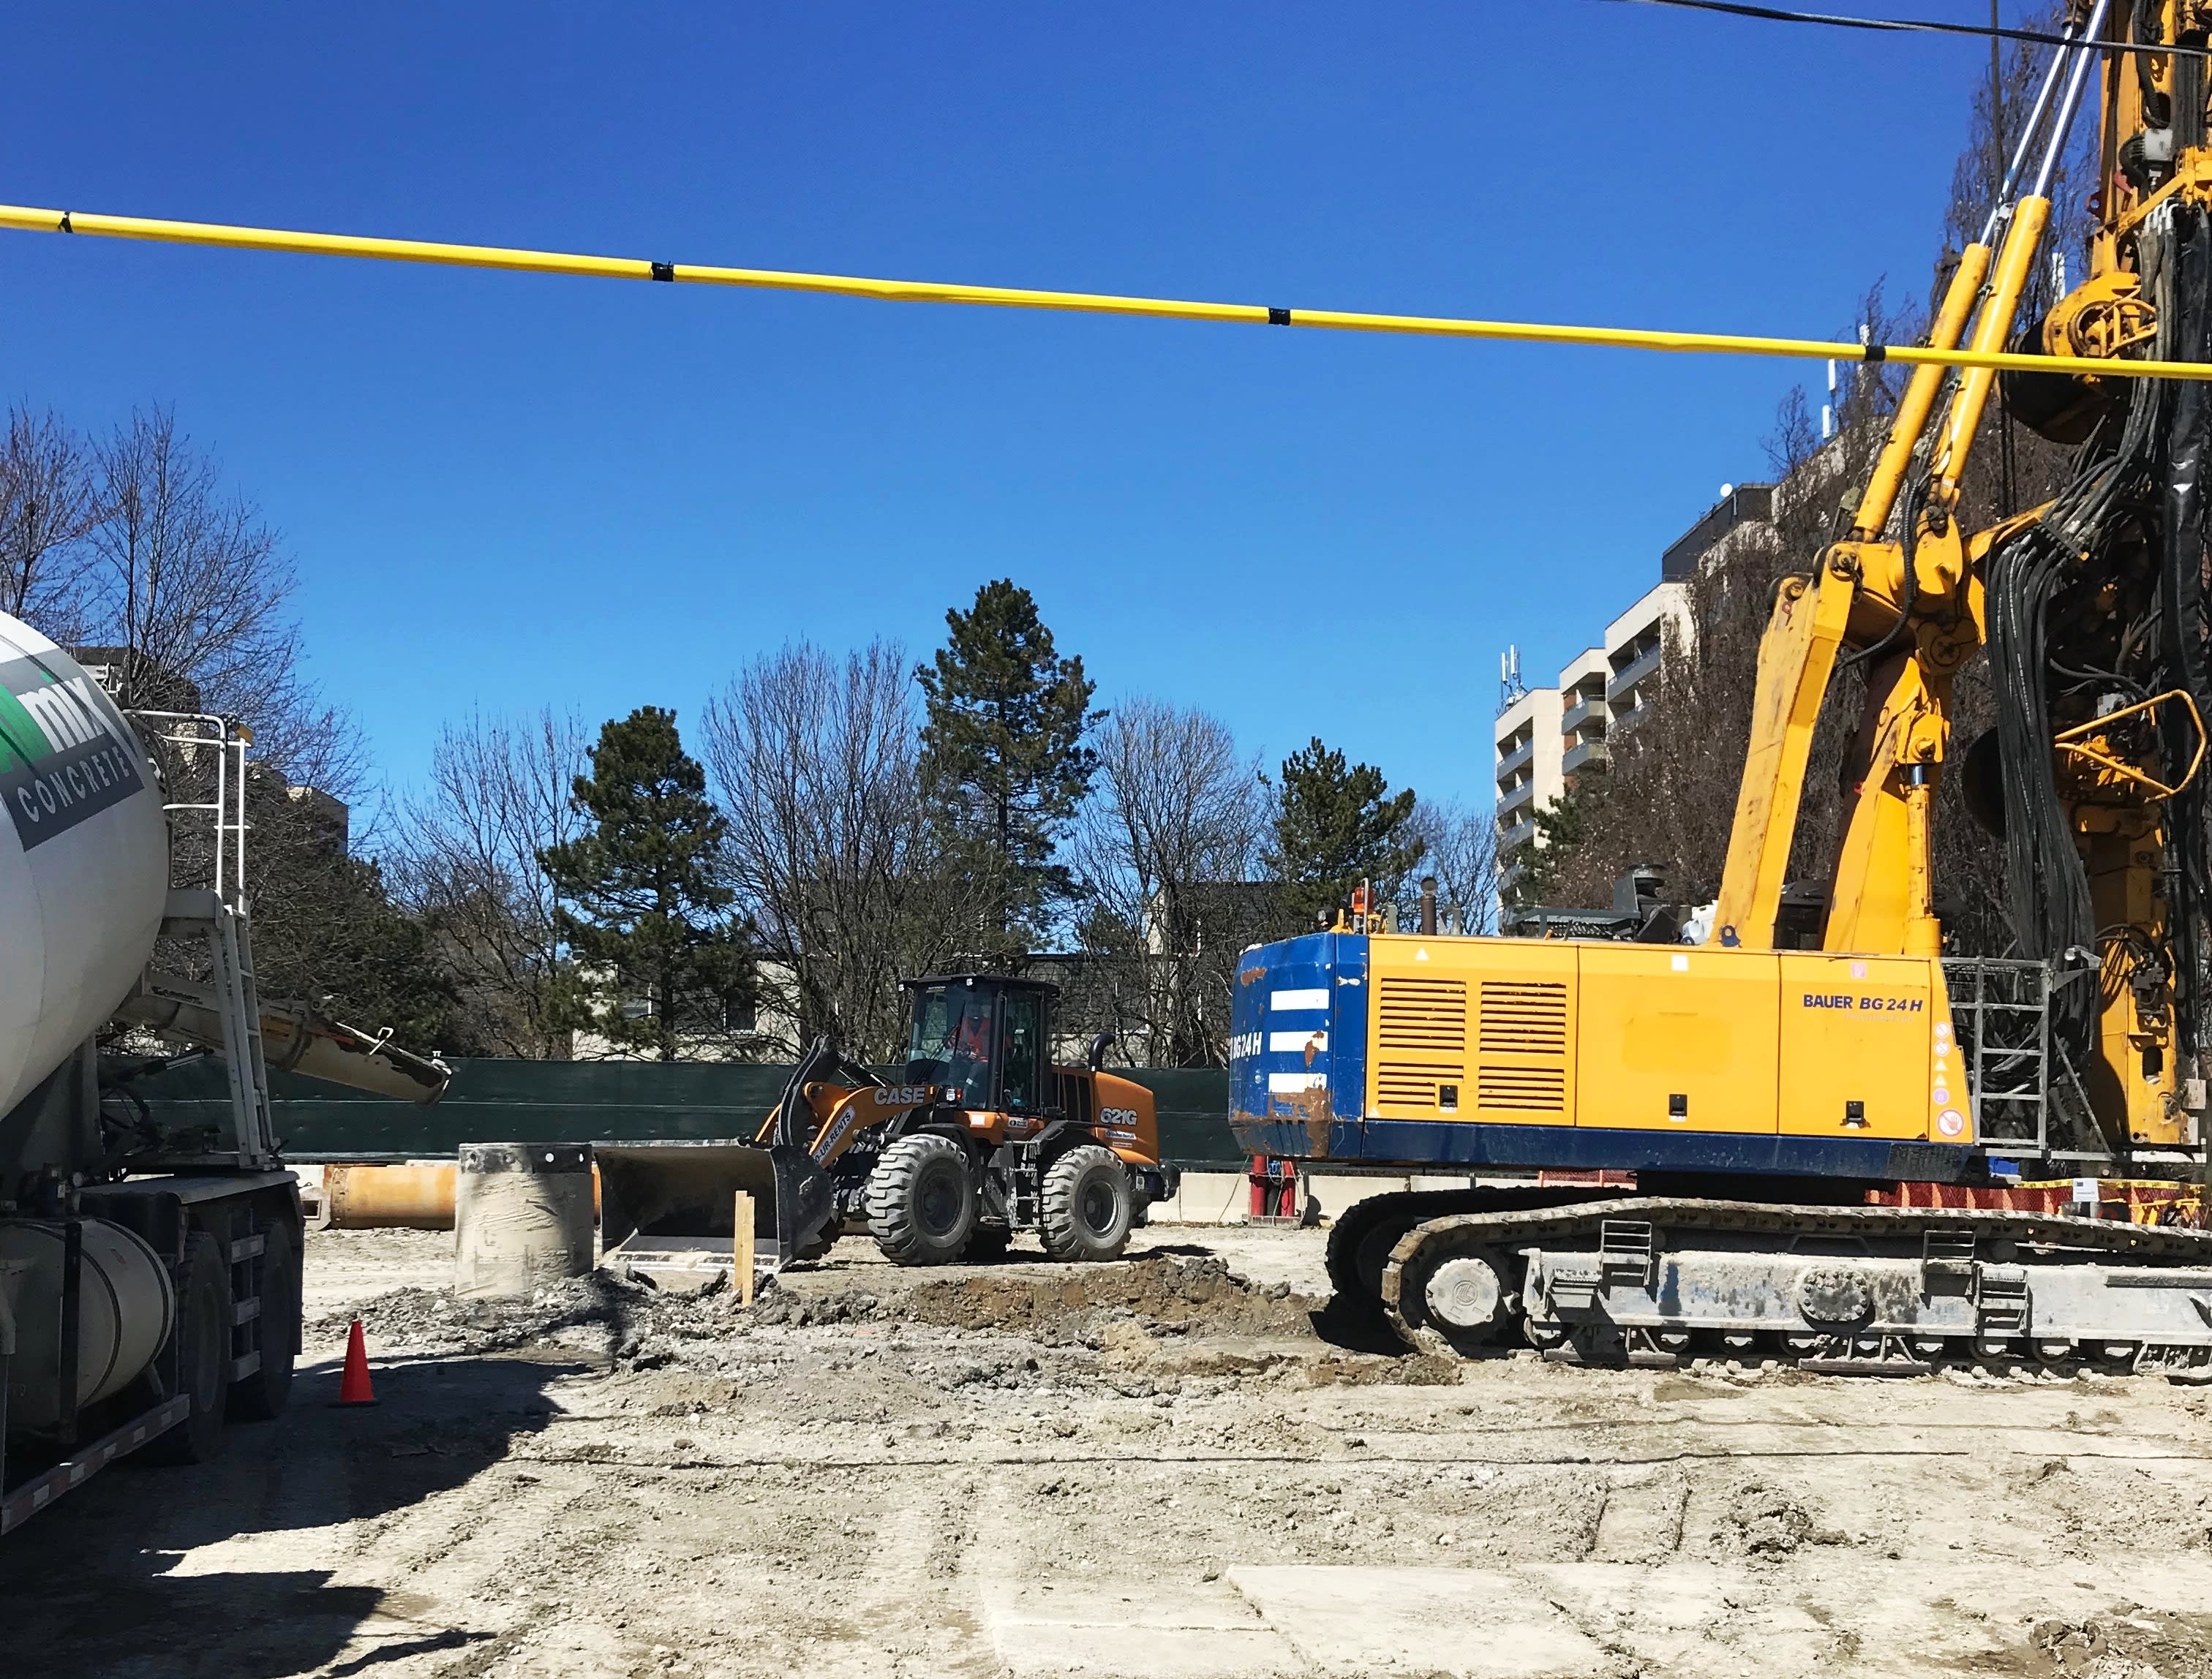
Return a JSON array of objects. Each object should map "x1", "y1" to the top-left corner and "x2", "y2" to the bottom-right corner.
[
  {"x1": 866, "y1": 1134, "x2": 977, "y2": 1266},
  {"x1": 1041, "y1": 1146, "x2": 1134, "y2": 1262}
]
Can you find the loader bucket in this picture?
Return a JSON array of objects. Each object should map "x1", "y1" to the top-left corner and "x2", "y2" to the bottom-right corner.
[{"x1": 595, "y1": 1141, "x2": 836, "y2": 1286}]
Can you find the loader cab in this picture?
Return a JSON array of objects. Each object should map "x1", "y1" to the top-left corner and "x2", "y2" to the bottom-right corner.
[{"x1": 902, "y1": 974, "x2": 1055, "y2": 1118}]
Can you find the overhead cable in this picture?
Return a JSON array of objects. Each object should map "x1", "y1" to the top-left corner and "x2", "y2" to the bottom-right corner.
[{"x1": 1592, "y1": 0, "x2": 2212, "y2": 61}]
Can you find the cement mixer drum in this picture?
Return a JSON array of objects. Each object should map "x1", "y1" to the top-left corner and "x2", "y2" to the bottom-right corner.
[{"x1": 0, "y1": 614, "x2": 170, "y2": 1117}]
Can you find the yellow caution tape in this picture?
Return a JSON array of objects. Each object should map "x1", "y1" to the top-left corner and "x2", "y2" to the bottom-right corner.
[{"x1": 6, "y1": 200, "x2": 2211, "y2": 382}]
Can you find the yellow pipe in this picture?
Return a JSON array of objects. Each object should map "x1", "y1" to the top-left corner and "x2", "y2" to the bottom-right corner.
[
  {"x1": 320, "y1": 1161, "x2": 601, "y2": 1229},
  {"x1": 323, "y1": 1163, "x2": 456, "y2": 1230},
  {"x1": 6, "y1": 200, "x2": 2212, "y2": 382},
  {"x1": 1855, "y1": 242, "x2": 1992, "y2": 539}
]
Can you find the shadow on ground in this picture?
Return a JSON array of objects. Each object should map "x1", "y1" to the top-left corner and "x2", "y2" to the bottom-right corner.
[
  {"x1": 0, "y1": 1348, "x2": 587, "y2": 1679},
  {"x1": 1307, "y1": 1293, "x2": 1415, "y2": 1354}
]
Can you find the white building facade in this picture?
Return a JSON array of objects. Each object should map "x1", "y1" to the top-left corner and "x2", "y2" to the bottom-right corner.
[{"x1": 1494, "y1": 484, "x2": 1772, "y2": 893}]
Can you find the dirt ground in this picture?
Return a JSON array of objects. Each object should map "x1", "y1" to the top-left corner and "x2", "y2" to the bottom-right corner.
[{"x1": 12, "y1": 1226, "x2": 2212, "y2": 1678}]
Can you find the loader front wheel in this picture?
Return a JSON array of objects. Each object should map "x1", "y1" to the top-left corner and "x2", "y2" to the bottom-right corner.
[
  {"x1": 866, "y1": 1134, "x2": 977, "y2": 1265},
  {"x1": 1041, "y1": 1146, "x2": 1134, "y2": 1262}
]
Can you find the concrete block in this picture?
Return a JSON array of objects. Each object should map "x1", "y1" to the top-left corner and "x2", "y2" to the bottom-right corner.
[
  {"x1": 1301, "y1": 1174, "x2": 1410, "y2": 1219},
  {"x1": 1151, "y1": 1171, "x2": 1249, "y2": 1225}
]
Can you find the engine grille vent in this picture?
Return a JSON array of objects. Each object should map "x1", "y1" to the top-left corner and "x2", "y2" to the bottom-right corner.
[
  {"x1": 1476, "y1": 1066, "x2": 1568, "y2": 1112},
  {"x1": 1476, "y1": 981, "x2": 1569, "y2": 1113},
  {"x1": 1375, "y1": 976, "x2": 1467, "y2": 1109},
  {"x1": 1479, "y1": 981, "x2": 1568, "y2": 1054}
]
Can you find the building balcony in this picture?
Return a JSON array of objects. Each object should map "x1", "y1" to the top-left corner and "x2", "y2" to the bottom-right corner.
[
  {"x1": 1497, "y1": 778, "x2": 1535, "y2": 818},
  {"x1": 1560, "y1": 696, "x2": 1607, "y2": 737},
  {"x1": 1563, "y1": 738, "x2": 1608, "y2": 775},
  {"x1": 1606, "y1": 643, "x2": 1663, "y2": 703},
  {"x1": 1499, "y1": 818, "x2": 1536, "y2": 855},
  {"x1": 1494, "y1": 738, "x2": 1533, "y2": 777}
]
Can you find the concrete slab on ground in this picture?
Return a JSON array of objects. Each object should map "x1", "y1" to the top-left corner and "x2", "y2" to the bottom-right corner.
[
  {"x1": 1227, "y1": 1566, "x2": 1606, "y2": 1678},
  {"x1": 983, "y1": 1578, "x2": 1306, "y2": 1678}
]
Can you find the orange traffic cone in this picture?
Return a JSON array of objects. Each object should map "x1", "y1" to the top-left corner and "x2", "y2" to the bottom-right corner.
[{"x1": 333, "y1": 1318, "x2": 379, "y2": 1407}]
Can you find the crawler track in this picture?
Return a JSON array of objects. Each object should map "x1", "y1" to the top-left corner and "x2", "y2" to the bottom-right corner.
[{"x1": 1377, "y1": 1196, "x2": 2212, "y2": 1376}]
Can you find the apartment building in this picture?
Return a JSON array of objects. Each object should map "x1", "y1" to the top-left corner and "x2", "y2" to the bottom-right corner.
[{"x1": 1494, "y1": 483, "x2": 1773, "y2": 891}]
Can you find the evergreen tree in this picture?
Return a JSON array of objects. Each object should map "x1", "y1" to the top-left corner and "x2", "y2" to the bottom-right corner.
[
  {"x1": 1265, "y1": 737, "x2": 1423, "y2": 927},
  {"x1": 1507, "y1": 773, "x2": 1606, "y2": 909},
  {"x1": 539, "y1": 707, "x2": 753, "y2": 1060},
  {"x1": 917, "y1": 580, "x2": 1100, "y2": 951},
  {"x1": 256, "y1": 849, "x2": 467, "y2": 1054}
]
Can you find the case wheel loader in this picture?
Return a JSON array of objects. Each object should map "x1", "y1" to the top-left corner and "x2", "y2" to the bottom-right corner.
[{"x1": 598, "y1": 973, "x2": 1178, "y2": 1280}]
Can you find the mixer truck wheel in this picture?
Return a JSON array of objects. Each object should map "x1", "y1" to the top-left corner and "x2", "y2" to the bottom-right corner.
[
  {"x1": 143, "y1": 1234, "x2": 232, "y2": 1465},
  {"x1": 866, "y1": 1133, "x2": 978, "y2": 1265},
  {"x1": 230, "y1": 1218, "x2": 298, "y2": 1422},
  {"x1": 1040, "y1": 1146, "x2": 1134, "y2": 1262}
]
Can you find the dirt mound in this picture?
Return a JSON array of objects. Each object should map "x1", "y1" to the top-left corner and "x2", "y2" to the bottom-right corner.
[
  {"x1": 1298, "y1": 1353, "x2": 1461, "y2": 1387},
  {"x1": 885, "y1": 1255, "x2": 1320, "y2": 1340},
  {"x1": 1711, "y1": 1479, "x2": 1844, "y2": 1559},
  {"x1": 312, "y1": 1269, "x2": 757, "y2": 1364},
  {"x1": 310, "y1": 1275, "x2": 629, "y2": 1356},
  {"x1": 2028, "y1": 1612, "x2": 2212, "y2": 1678},
  {"x1": 323, "y1": 1254, "x2": 1318, "y2": 1382}
]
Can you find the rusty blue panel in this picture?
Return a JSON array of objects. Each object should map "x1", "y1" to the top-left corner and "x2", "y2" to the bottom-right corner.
[{"x1": 1228, "y1": 932, "x2": 1366, "y2": 1160}]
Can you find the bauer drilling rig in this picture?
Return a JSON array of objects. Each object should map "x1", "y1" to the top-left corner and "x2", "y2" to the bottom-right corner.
[{"x1": 1232, "y1": 0, "x2": 2212, "y2": 1373}]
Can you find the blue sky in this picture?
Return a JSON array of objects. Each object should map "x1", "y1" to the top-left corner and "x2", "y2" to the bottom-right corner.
[{"x1": 1, "y1": 3, "x2": 1997, "y2": 823}]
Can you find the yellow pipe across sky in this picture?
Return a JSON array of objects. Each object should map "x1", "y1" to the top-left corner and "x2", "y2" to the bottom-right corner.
[{"x1": 7, "y1": 199, "x2": 2212, "y2": 382}]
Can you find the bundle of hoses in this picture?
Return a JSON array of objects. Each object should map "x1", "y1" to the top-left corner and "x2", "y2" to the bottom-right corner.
[
  {"x1": 1985, "y1": 199, "x2": 2212, "y2": 1066},
  {"x1": 2156, "y1": 200, "x2": 2212, "y2": 1052}
]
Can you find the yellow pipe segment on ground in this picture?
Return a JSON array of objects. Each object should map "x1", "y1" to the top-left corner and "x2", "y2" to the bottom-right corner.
[
  {"x1": 319, "y1": 1161, "x2": 603, "y2": 1230},
  {"x1": 7, "y1": 200, "x2": 2212, "y2": 382}
]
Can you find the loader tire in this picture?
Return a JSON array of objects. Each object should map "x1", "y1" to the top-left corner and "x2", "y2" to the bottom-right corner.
[
  {"x1": 1040, "y1": 1146, "x2": 1134, "y2": 1262},
  {"x1": 866, "y1": 1134, "x2": 977, "y2": 1266}
]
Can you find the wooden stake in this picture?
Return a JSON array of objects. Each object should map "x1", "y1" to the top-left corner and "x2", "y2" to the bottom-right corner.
[{"x1": 733, "y1": 1191, "x2": 755, "y2": 1305}]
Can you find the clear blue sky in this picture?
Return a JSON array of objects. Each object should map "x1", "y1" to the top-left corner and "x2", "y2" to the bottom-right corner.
[{"x1": 1, "y1": 3, "x2": 1998, "y2": 823}]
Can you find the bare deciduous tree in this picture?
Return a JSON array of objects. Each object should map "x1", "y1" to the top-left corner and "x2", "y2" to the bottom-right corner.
[
  {"x1": 87, "y1": 408, "x2": 359, "y2": 788},
  {"x1": 704, "y1": 640, "x2": 968, "y2": 1061},
  {"x1": 1068, "y1": 698, "x2": 1270, "y2": 1067},
  {"x1": 1396, "y1": 799, "x2": 1500, "y2": 935},
  {"x1": 0, "y1": 406, "x2": 97, "y2": 638},
  {"x1": 391, "y1": 709, "x2": 590, "y2": 1057}
]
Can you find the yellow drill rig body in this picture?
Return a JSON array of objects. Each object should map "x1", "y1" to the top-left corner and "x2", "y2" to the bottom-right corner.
[{"x1": 1234, "y1": 1, "x2": 2212, "y2": 1373}]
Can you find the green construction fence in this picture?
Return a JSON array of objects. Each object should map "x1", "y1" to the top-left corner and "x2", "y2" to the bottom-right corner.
[{"x1": 128, "y1": 1058, "x2": 1246, "y2": 1169}]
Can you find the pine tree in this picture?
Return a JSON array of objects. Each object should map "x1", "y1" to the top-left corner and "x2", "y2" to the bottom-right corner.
[
  {"x1": 917, "y1": 580, "x2": 1100, "y2": 951},
  {"x1": 1266, "y1": 737, "x2": 1423, "y2": 928},
  {"x1": 1508, "y1": 773, "x2": 1606, "y2": 909},
  {"x1": 538, "y1": 707, "x2": 753, "y2": 1060}
]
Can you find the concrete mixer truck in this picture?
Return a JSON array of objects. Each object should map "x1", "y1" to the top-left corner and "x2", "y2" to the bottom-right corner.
[{"x1": 0, "y1": 609, "x2": 447, "y2": 1533}]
